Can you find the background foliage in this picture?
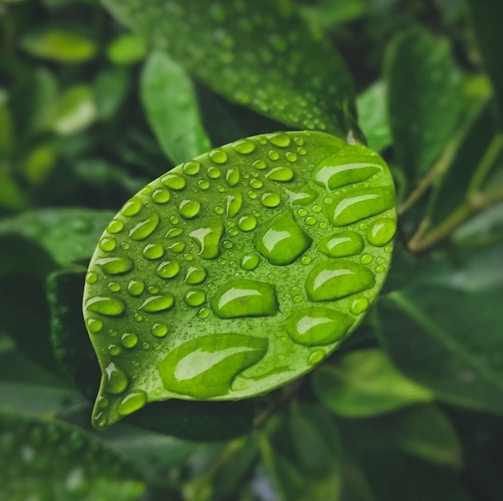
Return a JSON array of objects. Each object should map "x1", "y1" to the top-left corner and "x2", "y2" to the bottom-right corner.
[{"x1": 1, "y1": 0, "x2": 503, "y2": 499}]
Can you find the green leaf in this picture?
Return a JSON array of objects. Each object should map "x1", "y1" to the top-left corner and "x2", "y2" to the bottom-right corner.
[
  {"x1": 313, "y1": 348, "x2": 432, "y2": 417},
  {"x1": 141, "y1": 51, "x2": 212, "y2": 164},
  {"x1": 48, "y1": 85, "x2": 97, "y2": 136},
  {"x1": 82, "y1": 131, "x2": 397, "y2": 428},
  {"x1": 106, "y1": 34, "x2": 147, "y2": 65},
  {"x1": 0, "y1": 413, "x2": 145, "y2": 501},
  {"x1": 375, "y1": 284, "x2": 503, "y2": 414},
  {"x1": 338, "y1": 404, "x2": 462, "y2": 468},
  {"x1": 0, "y1": 208, "x2": 114, "y2": 266},
  {"x1": 261, "y1": 404, "x2": 343, "y2": 501},
  {"x1": 101, "y1": 0, "x2": 356, "y2": 136},
  {"x1": 356, "y1": 81, "x2": 392, "y2": 152},
  {"x1": 20, "y1": 27, "x2": 97, "y2": 63},
  {"x1": 386, "y1": 26, "x2": 463, "y2": 178},
  {"x1": 300, "y1": 0, "x2": 368, "y2": 31},
  {"x1": 93, "y1": 67, "x2": 131, "y2": 120},
  {"x1": 466, "y1": 0, "x2": 503, "y2": 129}
]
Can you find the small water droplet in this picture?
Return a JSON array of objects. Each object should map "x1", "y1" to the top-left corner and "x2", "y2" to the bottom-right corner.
[
  {"x1": 260, "y1": 192, "x2": 281, "y2": 207},
  {"x1": 351, "y1": 297, "x2": 369, "y2": 314},
  {"x1": 157, "y1": 260, "x2": 180, "y2": 279},
  {"x1": 96, "y1": 256, "x2": 134, "y2": 275},
  {"x1": 166, "y1": 228, "x2": 183, "y2": 239},
  {"x1": 152, "y1": 322, "x2": 168, "y2": 337},
  {"x1": 198, "y1": 179, "x2": 210, "y2": 190},
  {"x1": 178, "y1": 199, "x2": 201, "y2": 219},
  {"x1": 286, "y1": 152, "x2": 298, "y2": 163},
  {"x1": 285, "y1": 186, "x2": 318, "y2": 205},
  {"x1": 184, "y1": 265, "x2": 207, "y2": 284},
  {"x1": 233, "y1": 139, "x2": 256, "y2": 154},
  {"x1": 238, "y1": 215, "x2": 257, "y2": 231},
  {"x1": 86, "y1": 271, "x2": 98, "y2": 284},
  {"x1": 127, "y1": 279, "x2": 144, "y2": 297},
  {"x1": 240, "y1": 253, "x2": 260, "y2": 271},
  {"x1": 121, "y1": 332, "x2": 138, "y2": 348},
  {"x1": 361, "y1": 254, "x2": 373, "y2": 265},
  {"x1": 140, "y1": 294, "x2": 175, "y2": 312},
  {"x1": 167, "y1": 241, "x2": 185, "y2": 253},
  {"x1": 104, "y1": 362, "x2": 128, "y2": 394},
  {"x1": 267, "y1": 150, "x2": 280, "y2": 161},
  {"x1": 152, "y1": 188, "x2": 170, "y2": 204},
  {"x1": 207, "y1": 166, "x2": 221, "y2": 179},
  {"x1": 250, "y1": 178, "x2": 264, "y2": 189},
  {"x1": 185, "y1": 290, "x2": 206, "y2": 307},
  {"x1": 86, "y1": 318, "x2": 103, "y2": 333},
  {"x1": 198, "y1": 307, "x2": 210, "y2": 318},
  {"x1": 269, "y1": 133, "x2": 291, "y2": 148},
  {"x1": 182, "y1": 160, "x2": 201, "y2": 176},
  {"x1": 209, "y1": 148, "x2": 228, "y2": 164},
  {"x1": 117, "y1": 390, "x2": 147, "y2": 416},
  {"x1": 225, "y1": 167, "x2": 240, "y2": 186},
  {"x1": 253, "y1": 160, "x2": 267, "y2": 170},
  {"x1": 86, "y1": 296, "x2": 125, "y2": 317},
  {"x1": 225, "y1": 192, "x2": 242, "y2": 217},
  {"x1": 108, "y1": 281, "x2": 121, "y2": 293},
  {"x1": 161, "y1": 173, "x2": 186, "y2": 190},
  {"x1": 107, "y1": 219, "x2": 124, "y2": 234},
  {"x1": 108, "y1": 344, "x2": 121, "y2": 356},
  {"x1": 315, "y1": 158, "x2": 383, "y2": 189},
  {"x1": 99, "y1": 237, "x2": 116, "y2": 252},
  {"x1": 143, "y1": 243, "x2": 164, "y2": 260},
  {"x1": 121, "y1": 197, "x2": 142, "y2": 217},
  {"x1": 308, "y1": 350, "x2": 325, "y2": 366},
  {"x1": 367, "y1": 218, "x2": 396, "y2": 246},
  {"x1": 129, "y1": 212, "x2": 160, "y2": 240}
]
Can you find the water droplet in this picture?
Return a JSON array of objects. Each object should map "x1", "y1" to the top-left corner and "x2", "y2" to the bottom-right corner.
[
  {"x1": 152, "y1": 322, "x2": 168, "y2": 337},
  {"x1": 121, "y1": 197, "x2": 142, "y2": 217},
  {"x1": 198, "y1": 307, "x2": 210, "y2": 318},
  {"x1": 167, "y1": 241, "x2": 185, "y2": 253},
  {"x1": 308, "y1": 350, "x2": 325, "y2": 366},
  {"x1": 107, "y1": 219, "x2": 124, "y2": 234},
  {"x1": 268, "y1": 150, "x2": 280, "y2": 161},
  {"x1": 305, "y1": 261, "x2": 375, "y2": 301},
  {"x1": 127, "y1": 279, "x2": 144, "y2": 296},
  {"x1": 225, "y1": 167, "x2": 240, "y2": 186},
  {"x1": 269, "y1": 133, "x2": 291, "y2": 148},
  {"x1": 86, "y1": 296, "x2": 125, "y2": 317},
  {"x1": 253, "y1": 160, "x2": 267, "y2": 170},
  {"x1": 376, "y1": 265, "x2": 385, "y2": 273},
  {"x1": 108, "y1": 282, "x2": 121, "y2": 293},
  {"x1": 209, "y1": 148, "x2": 228, "y2": 164},
  {"x1": 367, "y1": 218, "x2": 396, "y2": 246},
  {"x1": 108, "y1": 344, "x2": 121, "y2": 356},
  {"x1": 266, "y1": 166, "x2": 294, "y2": 182},
  {"x1": 189, "y1": 223, "x2": 224, "y2": 259},
  {"x1": 233, "y1": 139, "x2": 256, "y2": 154},
  {"x1": 178, "y1": 199, "x2": 201, "y2": 219},
  {"x1": 207, "y1": 166, "x2": 221, "y2": 179},
  {"x1": 96, "y1": 256, "x2": 134, "y2": 275},
  {"x1": 198, "y1": 179, "x2": 210, "y2": 190},
  {"x1": 184, "y1": 265, "x2": 207, "y2": 284},
  {"x1": 315, "y1": 157, "x2": 383, "y2": 189},
  {"x1": 129, "y1": 212, "x2": 160, "y2": 240},
  {"x1": 99, "y1": 237, "x2": 116, "y2": 252},
  {"x1": 286, "y1": 152, "x2": 298, "y2": 163},
  {"x1": 250, "y1": 178, "x2": 264, "y2": 189},
  {"x1": 351, "y1": 297, "x2": 369, "y2": 314},
  {"x1": 152, "y1": 188, "x2": 170, "y2": 204},
  {"x1": 86, "y1": 271, "x2": 98, "y2": 284},
  {"x1": 148, "y1": 285, "x2": 160, "y2": 294},
  {"x1": 361, "y1": 254, "x2": 373, "y2": 265},
  {"x1": 143, "y1": 243, "x2": 164, "y2": 260},
  {"x1": 185, "y1": 290, "x2": 206, "y2": 307},
  {"x1": 285, "y1": 186, "x2": 318, "y2": 205},
  {"x1": 318, "y1": 231, "x2": 364, "y2": 257},
  {"x1": 301, "y1": 255, "x2": 312, "y2": 265},
  {"x1": 156, "y1": 260, "x2": 180, "y2": 279},
  {"x1": 240, "y1": 253, "x2": 260, "y2": 271},
  {"x1": 182, "y1": 160, "x2": 201, "y2": 176},
  {"x1": 305, "y1": 216, "x2": 317, "y2": 226},
  {"x1": 166, "y1": 228, "x2": 183, "y2": 239},
  {"x1": 211, "y1": 279, "x2": 278, "y2": 318},
  {"x1": 284, "y1": 307, "x2": 352, "y2": 346},
  {"x1": 331, "y1": 187, "x2": 394, "y2": 226},
  {"x1": 121, "y1": 332, "x2": 138, "y2": 348},
  {"x1": 225, "y1": 192, "x2": 242, "y2": 217},
  {"x1": 238, "y1": 215, "x2": 257, "y2": 231},
  {"x1": 104, "y1": 362, "x2": 128, "y2": 394},
  {"x1": 140, "y1": 294, "x2": 175, "y2": 312},
  {"x1": 161, "y1": 173, "x2": 186, "y2": 190},
  {"x1": 260, "y1": 192, "x2": 281, "y2": 207},
  {"x1": 255, "y1": 210, "x2": 311, "y2": 265},
  {"x1": 297, "y1": 147, "x2": 307, "y2": 155},
  {"x1": 86, "y1": 318, "x2": 103, "y2": 333},
  {"x1": 117, "y1": 390, "x2": 147, "y2": 416}
]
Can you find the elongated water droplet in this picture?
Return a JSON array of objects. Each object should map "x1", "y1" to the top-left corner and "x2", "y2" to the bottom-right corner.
[
  {"x1": 285, "y1": 186, "x2": 318, "y2": 205},
  {"x1": 128, "y1": 212, "x2": 160, "y2": 240},
  {"x1": 266, "y1": 166, "x2": 294, "y2": 182},
  {"x1": 211, "y1": 279, "x2": 278, "y2": 318},
  {"x1": 255, "y1": 210, "x2": 311, "y2": 265},
  {"x1": 318, "y1": 231, "x2": 364, "y2": 257},
  {"x1": 225, "y1": 167, "x2": 240, "y2": 186},
  {"x1": 161, "y1": 173, "x2": 186, "y2": 190},
  {"x1": 117, "y1": 390, "x2": 147, "y2": 416},
  {"x1": 225, "y1": 192, "x2": 242, "y2": 217},
  {"x1": 315, "y1": 156, "x2": 383, "y2": 189},
  {"x1": 269, "y1": 133, "x2": 291, "y2": 148},
  {"x1": 86, "y1": 296, "x2": 125, "y2": 317},
  {"x1": 140, "y1": 294, "x2": 175, "y2": 313},
  {"x1": 189, "y1": 223, "x2": 224, "y2": 259},
  {"x1": 305, "y1": 261, "x2": 375, "y2": 301},
  {"x1": 233, "y1": 139, "x2": 256, "y2": 154},
  {"x1": 95, "y1": 256, "x2": 134, "y2": 275},
  {"x1": 367, "y1": 218, "x2": 396, "y2": 246}
]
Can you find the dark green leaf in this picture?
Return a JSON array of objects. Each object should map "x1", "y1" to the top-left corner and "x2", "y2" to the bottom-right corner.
[
  {"x1": 376, "y1": 284, "x2": 503, "y2": 414},
  {"x1": 101, "y1": 0, "x2": 356, "y2": 136},
  {"x1": 386, "y1": 26, "x2": 463, "y2": 178},
  {"x1": 0, "y1": 413, "x2": 145, "y2": 500},
  {"x1": 141, "y1": 51, "x2": 212, "y2": 164},
  {"x1": 312, "y1": 348, "x2": 432, "y2": 417},
  {"x1": 81, "y1": 131, "x2": 396, "y2": 428},
  {"x1": 93, "y1": 67, "x2": 131, "y2": 121}
]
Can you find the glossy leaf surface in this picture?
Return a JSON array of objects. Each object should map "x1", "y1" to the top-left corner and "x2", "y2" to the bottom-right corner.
[
  {"x1": 102, "y1": 0, "x2": 356, "y2": 136},
  {"x1": 82, "y1": 131, "x2": 396, "y2": 427}
]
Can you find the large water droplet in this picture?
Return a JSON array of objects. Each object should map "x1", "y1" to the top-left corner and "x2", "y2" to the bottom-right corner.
[
  {"x1": 86, "y1": 296, "x2": 125, "y2": 317},
  {"x1": 128, "y1": 212, "x2": 160, "y2": 240},
  {"x1": 315, "y1": 156, "x2": 383, "y2": 189},
  {"x1": 284, "y1": 306, "x2": 353, "y2": 346},
  {"x1": 255, "y1": 210, "x2": 311, "y2": 265},
  {"x1": 318, "y1": 231, "x2": 364, "y2": 257},
  {"x1": 367, "y1": 218, "x2": 396, "y2": 246},
  {"x1": 305, "y1": 261, "x2": 375, "y2": 301},
  {"x1": 95, "y1": 256, "x2": 134, "y2": 275},
  {"x1": 211, "y1": 279, "x2": 278, "y2": 318},
  {"x1": 189, "y1": 223, "x2": 224, "y2": 259},
  {"x1": 117, "y1": 390, "x2": 147, "y2": 416},
  {"x1": 140, "y1": 294, "x2": 175, "y2": 312},
  {"x1": 331, "y1": 187, "x2": 394, "y2": 226},
  {"x1": 104, "y1": 362, "x2": 128, "y2": 394}
]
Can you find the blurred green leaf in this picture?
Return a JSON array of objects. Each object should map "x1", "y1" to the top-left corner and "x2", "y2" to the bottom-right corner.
[
  {"x1": 339, "y1": 404, "x2": 462, "y2": 468},
  {"x1": 376, "y1": 284, "x2": 503, "y2": 414},
  {"x1": 93, "y1": 67, "x2": 131, "y2": 120},
  {"x1": 453, "y1": 203, "x2": 503, "y2": 246},
  {"x1": 386, "y1": 26, "x2": 463, "y2": 178},
  {"x1": 0, "y1": 208, "x2": 114, "y2": 265},
  {"x1": 23, "y1": 142, "x2": 57, "y2": 186},
  {"x1": 466, "y1": 0, "x2": 503, "y2": 129},
  {"x1": 31, "y1": 67, "x2": 59, "y2": 131},
  {"x1": 313, "y1": 348, "x2": 432, "y2": 417},
  {"x1": 106, "y1": 34, "x2": 147, "y2": 65},
  {"x1": 48, "y1": 85, "x2": 97, "y2": 136},
  {"x1": 141, "y1": 50, "x2": 211, "y2": 164},
  {"x1": 102, "y1": 0, "x2": 356, "y2": 136},
  {"x1": 0, "y1": 413, "x2": 145, "y2": 501},
  {"x1": 0, "y1": 170, "x2": 28, "y2": 210},
  {"x1": 20, "y1": 27, "x2": 97, "y2": 63},
  {"x1": 357, "y1": 81, "x2": 392, "y2": 152},
  {"x1": 0, "y1": 91, "x2": 13, "y2": 155},
  {"x1": 300, "y1": 0, "x2": 368, "y2": 31}
]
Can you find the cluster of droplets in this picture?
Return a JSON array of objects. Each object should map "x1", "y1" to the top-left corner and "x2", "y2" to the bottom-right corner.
[{"x1": 83, "y1": 131, "x2": 396, "y2": 426}]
